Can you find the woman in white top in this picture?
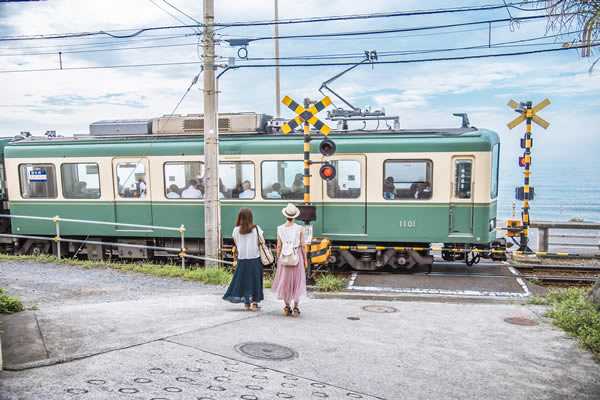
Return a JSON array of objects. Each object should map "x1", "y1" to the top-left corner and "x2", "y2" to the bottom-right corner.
[
  {"x1": 222, "y1": 208, "x2": 265, "y2": 311},
  {"x1": 272, "y1": 203, "x2": 308, "y2": 317}
]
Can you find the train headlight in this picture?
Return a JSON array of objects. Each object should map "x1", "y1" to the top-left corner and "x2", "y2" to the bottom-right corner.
[{"x1": 489, "y1": 218, "x2": 496, "y2": 232}]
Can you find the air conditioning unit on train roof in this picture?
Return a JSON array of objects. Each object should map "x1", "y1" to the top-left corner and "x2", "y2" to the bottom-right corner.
[{"x1": 152, "y1": 112, "x2": 272, "y2": 134}]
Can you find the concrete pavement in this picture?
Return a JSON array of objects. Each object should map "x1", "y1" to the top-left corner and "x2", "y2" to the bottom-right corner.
[{"x1": 1, "y1": 289, "x2": 599, "y2": 399}]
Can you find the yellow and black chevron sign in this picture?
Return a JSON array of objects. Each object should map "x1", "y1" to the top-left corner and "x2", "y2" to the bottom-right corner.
[
  {"x1": 309, "y1": 237, "x2": 331, "y2": 264},
  {"x1": 281, "y1": 95, "x2": 332, "y2": 135}
]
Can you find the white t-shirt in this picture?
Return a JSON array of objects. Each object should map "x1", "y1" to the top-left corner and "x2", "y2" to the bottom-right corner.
[
  {"x1": 239, "y1": 190, "x2": 255, "y2": 199},
  {"x1": 277, "y1": 223, "x2": 301, "y2": 248},
  {"x1": 166, "y1": 191, "x2": 180, "y2": 198},
  {"x1": 233, "y1": 225, "x2": 263, "y2": 260},
  {"x1": 181, "y1": 187, "x2": 203, "y2": 198}
]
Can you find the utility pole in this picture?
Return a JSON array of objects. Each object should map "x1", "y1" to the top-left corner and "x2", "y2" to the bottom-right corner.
[
  {"x1": 203, "y1": 0, "x2": 219, "y2": 267},
  {"x1": 274, "y1": 0, "x2": 281, "y2": 118}
]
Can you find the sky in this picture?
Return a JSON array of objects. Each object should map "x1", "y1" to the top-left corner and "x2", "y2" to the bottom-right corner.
[{"x1": 0, "y1": 0, "x2": 599, "y2": 170}]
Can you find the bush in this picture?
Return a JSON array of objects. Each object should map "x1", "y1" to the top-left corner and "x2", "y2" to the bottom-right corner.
[
  {"x1": 0, "y1": 288, "x2": 24, "y2": 314},
  {"x1": 263, "y1": 269, "x2": 274, "y2": 289},
  {"x1": 545, "y1": 288, "x2": 600, "y2": 355},
  {"x1": 315, "y1": 274, "x2": 345, "y2": 292}
]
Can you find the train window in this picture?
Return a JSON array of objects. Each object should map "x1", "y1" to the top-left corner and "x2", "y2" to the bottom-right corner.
[
  {"x1": 261, "y1": 160, "x2": 303, "y2": 200},
  {"x1": 326, "y1": 160, "x2": 361, "y2": 199},
  {"x1": 18, "y1": 164, "x2": 58, "y2": 199},
  {"x1": 383, "y1": 160, "x2": 432, "y2": 200},
  {"x1": 455, "y1": 160, "x2": 472, "y2": 199},
  {"x1": 163, "y1": 161, "x2": 205, "y2": 199},
  {"x1": 61, "y1": 163, "x2": 101, "y2": 199},
  {"x1": 116, "y1": 162, "x2": 148, "y2": 198},
  {"x1": 220, "y1": 161, "x2": 255, "y2": 199},
  {"x1": 491, "y1": 144, "x2": 499, "y2": 198}
]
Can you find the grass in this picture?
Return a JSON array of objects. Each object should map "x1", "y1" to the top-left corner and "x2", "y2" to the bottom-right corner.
[
  {"x1": 0, "y1": 253, "x2": 233, "y2": 286},
  {"x1": 528, "y1": 288, "x2": 600, "y2": 358},
  {"x1": 0, "y1": 288, "x2": 24, "y2": 314},
  {"x1": 568, "y1": 216, "x2": 585, "y2": 222},
  {"x1": 315, "y1": 274, "x2": 346, "y2": 292},
  {"x1": 528, "y1": 277, "x2": 542, "y2": 285},
  {"x1": 263, "y1": 268, "x2": 274, "y2": 289}
]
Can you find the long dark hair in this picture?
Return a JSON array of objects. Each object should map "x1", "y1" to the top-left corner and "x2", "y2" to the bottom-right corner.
[{"x1": 235, "y1": 208, "x2": 255, "y2": 234}]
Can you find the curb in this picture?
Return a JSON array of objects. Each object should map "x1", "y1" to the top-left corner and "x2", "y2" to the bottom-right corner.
[{"x1": 313, "y1": 291, "x2": 529, "y2": 304}]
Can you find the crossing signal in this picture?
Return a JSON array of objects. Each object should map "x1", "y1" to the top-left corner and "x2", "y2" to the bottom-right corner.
[
  {"x1": 319, "y1": 138, "x2": 336, "y2": 156},
  {"x1": 320, "y1": 163, "x2": 336, "y2": 181},
  {"x1": 519, "y1": 156, "x2": 526, "y2": 167}
]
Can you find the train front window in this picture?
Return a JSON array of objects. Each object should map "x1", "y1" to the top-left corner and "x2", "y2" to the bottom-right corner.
[
  {"x1": 61, "y1": 163, "x2": 100, "y2": 199},
  {"x1": 383, "y1": 160, "x2": 432, "y2": 200},
  {"x1": 116, "y1": 162, "x2": 147, "y2": 198},
  {"x1": 163, "y1": 161, "x2": 205, "y2": 199},
  {"x1": 455, "y1": 160, "x2": 472, "y2": 199},
  {"x1": 18, "y1": 164, "x2": 58, "y2": 199},
  {"x1": 219, "y1": 161, "x2": 255, "y2": 199},
  {"x1": 261, "y1": 160, "x2": 303, "y2": 200},
  {"x1": 326, "y1": 160, "x2": 361, "y2": 199},
  {"x1": 491, "y1": 144, "x2": 499, "y2": 198}
]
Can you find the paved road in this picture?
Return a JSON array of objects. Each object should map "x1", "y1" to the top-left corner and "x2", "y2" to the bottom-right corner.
[{"x1": 1, "y1": 260, "x2": 599, "y2": 399}]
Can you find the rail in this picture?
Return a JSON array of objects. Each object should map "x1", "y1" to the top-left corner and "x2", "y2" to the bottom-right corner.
[
  {"x1": 0, "y1": 214, "x2": 233, "y2": 267},
  {"x1": 530, "y1": 221, "x2": 600, "y2": 256}
]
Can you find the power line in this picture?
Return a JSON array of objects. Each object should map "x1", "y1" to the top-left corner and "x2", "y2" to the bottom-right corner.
[
  {"x1": 1, "y1": 44, "x2": 595, "y2": 74},
  {"x1": 243, "y1": 14, "x2": 550, "y2": 43},
  {"x1": 0, "y1": 2, "x2": 553, "y2": 42}
]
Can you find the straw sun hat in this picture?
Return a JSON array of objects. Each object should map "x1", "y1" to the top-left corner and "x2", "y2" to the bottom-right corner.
[{"x1": 282, "y1": 203, "x2": 300, "y2": 219}]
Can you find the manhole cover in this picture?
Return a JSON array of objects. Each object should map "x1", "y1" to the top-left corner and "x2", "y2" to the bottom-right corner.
[
  {"x1": 363, "y1": 305, "x2": 396, "y2": 313},
  {"x1": 504, "y1": 317, "x2": 538, "y2": 326},
  {"x1": 235, "y1": 342, "x2": 298, "y2": 360}
]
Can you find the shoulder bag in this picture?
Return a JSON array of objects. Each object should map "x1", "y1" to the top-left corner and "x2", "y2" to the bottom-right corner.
[{"x1": 256, "y1": 226, "x2": 274, "y2": 266}]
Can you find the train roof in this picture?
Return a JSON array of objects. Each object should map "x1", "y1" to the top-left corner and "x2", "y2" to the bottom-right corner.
[{"x1": 4, "y1": 127, "x2": 500, "y2": 158}]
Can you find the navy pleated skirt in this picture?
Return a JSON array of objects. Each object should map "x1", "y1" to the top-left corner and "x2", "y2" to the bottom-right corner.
[{"x1": 222, "y1": 257, "x2": 264, "y2": 304}]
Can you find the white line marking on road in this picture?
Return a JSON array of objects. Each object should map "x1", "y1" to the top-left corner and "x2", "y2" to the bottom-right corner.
[
  {"x1": 348, "y1": 285, "x2": 528, "y2": 298},
  {"x1": 508, "y1": 266, "x2": 532, "y2": 296},
  {"x1": 347, "y1": 272, "x2": 358, "y2": 290}
]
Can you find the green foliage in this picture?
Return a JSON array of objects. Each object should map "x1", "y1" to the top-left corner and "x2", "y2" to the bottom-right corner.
[
  {"x1": 263, "y1": 269, "x2": 274, "y2": 289},
  {"x1": 545, "y1": 288, "x2": 600, "y2": 355},
  {"x1": 525, "y1": 296, "x2": 548, "y2": 305},
  {"x1": 0, "y1": 288, "x2": 24, "y2": 314},
  {"x1": 183, "y1": 267, "x2": 232, "y2": 285},
  {"x1": 315, "y1": 274, "x2": 345, "y2": 292},
  {"x1": 528, "y1": 277, "x2": 542, "y2": 285},
  {"x1": 568, "y1": 216, "x2": 584, "y2": 222}
]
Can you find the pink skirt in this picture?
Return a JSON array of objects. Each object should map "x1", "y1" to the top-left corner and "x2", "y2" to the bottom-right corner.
[{"x1": 272, "y1": 248, "x2": 307, "y2": 303}]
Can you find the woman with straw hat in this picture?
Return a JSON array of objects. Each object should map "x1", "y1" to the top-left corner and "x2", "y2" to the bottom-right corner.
[
  {"x1": 272, "y1": 203, "x2": 308, "y2": 317},
  {"x1": 222, "y1": 208, "x2": 264, "y2": 311}
]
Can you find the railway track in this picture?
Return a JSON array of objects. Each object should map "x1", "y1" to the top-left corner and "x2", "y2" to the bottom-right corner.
[{"x1": 330, "y1": 261, "x2": 600, "y2": 288}]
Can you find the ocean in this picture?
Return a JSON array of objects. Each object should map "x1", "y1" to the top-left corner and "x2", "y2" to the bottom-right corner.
[
  {"x1": 497, "y1": 156, "x2": 599, "y2": 254},
  {"x1": 497, "y1": 156, "x2": 600, "y2": 223}
]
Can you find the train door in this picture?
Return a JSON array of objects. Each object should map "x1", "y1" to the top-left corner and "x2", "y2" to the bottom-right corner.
[
  {"x1": 112, "y1": 158, "x2": 153, "y2": 230},
  {"x1": 449, "y1": 156, "x2": 474, "y2": 236},
  {"x1": 322, "y1": 156, "x2": 366, "y2": 235}
]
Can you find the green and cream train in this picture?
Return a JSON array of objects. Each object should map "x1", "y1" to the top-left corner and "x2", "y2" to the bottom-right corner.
[{"x1": 0, "y1": 113, "x2": 506, "y2": 270}]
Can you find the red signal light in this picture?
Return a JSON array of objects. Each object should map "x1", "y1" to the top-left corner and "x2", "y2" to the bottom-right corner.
[
  {"x1": 518, "y1": 156, "x2": 526, "y2": 167},
  {"x1": 319, "y1": 163, "x2": 336, "y2": 181}
]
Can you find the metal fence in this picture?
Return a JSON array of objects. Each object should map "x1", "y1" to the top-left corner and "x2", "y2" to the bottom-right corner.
[{"x1": 0, "y1": 214, "x2": 233, "y2": 267}]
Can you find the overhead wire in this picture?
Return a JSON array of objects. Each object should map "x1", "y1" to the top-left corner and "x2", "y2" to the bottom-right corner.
[
  {"x1": 1, "y1": 44, "x2": 596, "y2": 74},
  {"x1": 0, "y1": 1, "x2": 556, "y2": 42}
]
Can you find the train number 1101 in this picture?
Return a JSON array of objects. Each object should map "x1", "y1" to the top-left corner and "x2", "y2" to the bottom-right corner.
[{"x1": 399, "y1": 220, "x2": 416, "y2": 228}]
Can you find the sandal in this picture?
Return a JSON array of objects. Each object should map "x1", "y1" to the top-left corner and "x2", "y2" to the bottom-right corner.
[
  {"x1": 283, "y1": 306, "x2": 292, "y2": 316},
  {"x1": 292, "y1": 307, "x2": 301, "y2": 318},
  {"x1": 251, "y1": 303, "x2": 261, "y2": 311},
  {"x1": 244, "y1": 304, "x2": 250, "y2": 311}
]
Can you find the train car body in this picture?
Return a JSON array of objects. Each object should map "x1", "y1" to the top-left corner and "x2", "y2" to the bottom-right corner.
[{"x1": 2, "y1": 123, "x2": 503, "y2": 269}]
